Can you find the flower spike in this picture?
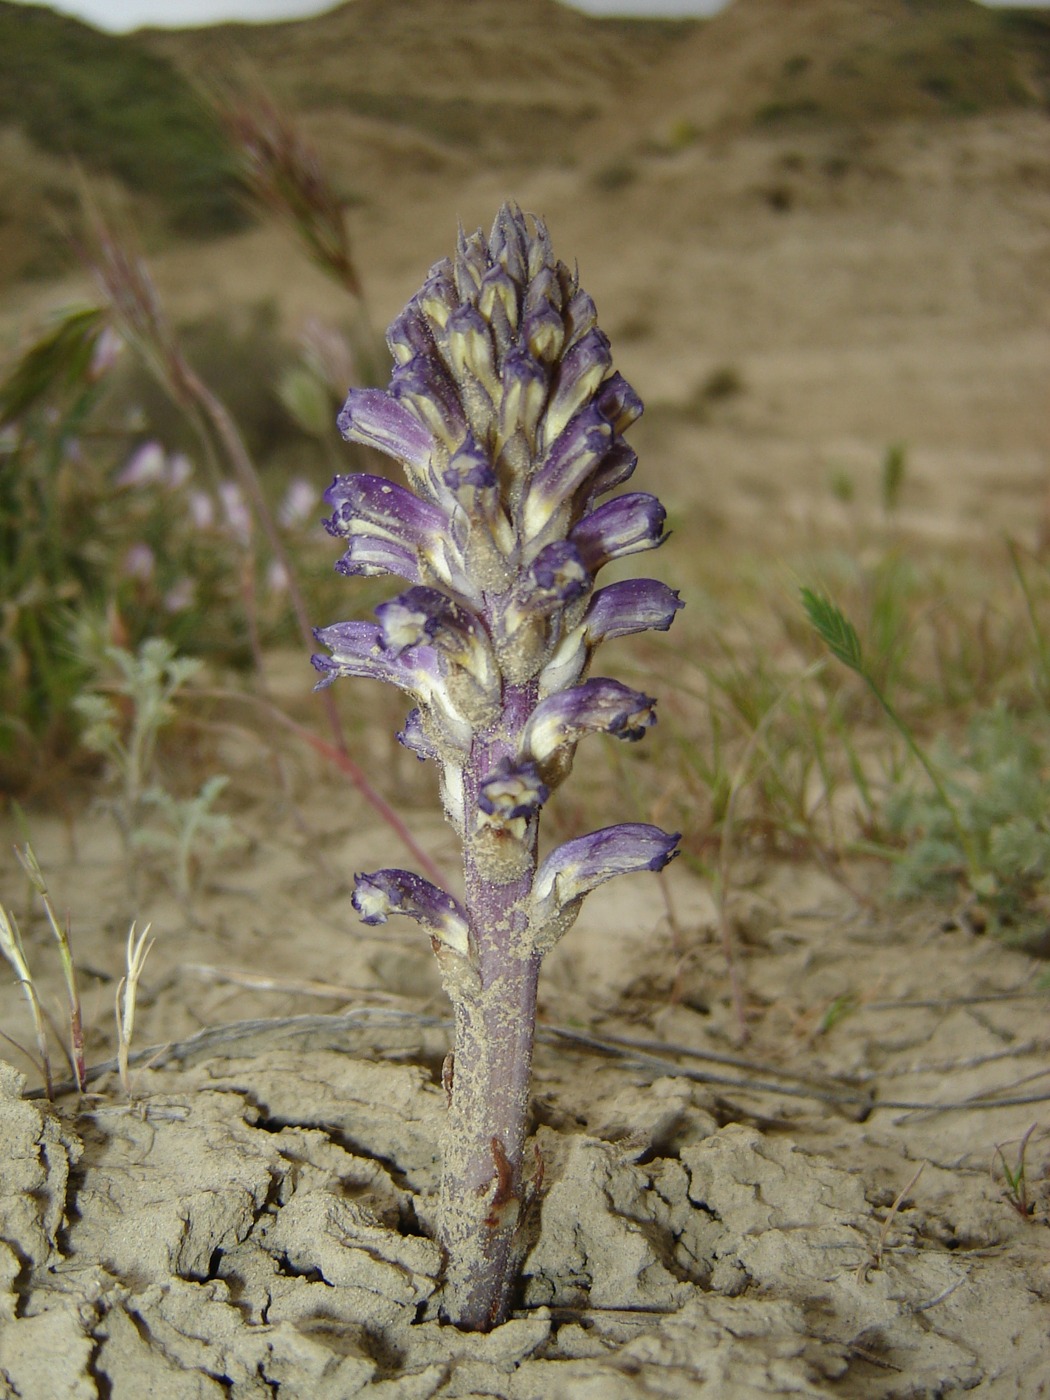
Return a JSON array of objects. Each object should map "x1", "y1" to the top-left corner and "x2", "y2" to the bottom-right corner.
[{"x1": 312, "y1": 202, "x2": 682, "y2": 1331}]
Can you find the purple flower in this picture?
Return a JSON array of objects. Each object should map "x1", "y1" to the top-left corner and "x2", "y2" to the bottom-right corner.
[
  {"x1": 539, "y1": 580, "x2": 683, "y2": 695},
  {"x1": 397, "y1": 707, "x2": 438, "y2": 762},
  {"x1": 352, "y1": 869, "x2": 469, "y2": 954},
  {"x1": 323, "y1": 473, "x2": 472, "y2": 594},
  {"x1": 570, "y1": 492, "x2": 668, "y2": 573},
  {"x1": 166, "y1": 452, "x2": 193, "y2": 491},
  {"x1": 377, "y1": 587, "x2": 493, "y2": 672},
  {"x1": 544, "y1": 328, "x2": 613, "y2": 443},
  {"x1": 278, "y1": 476, "x2": 317, "y2": 528},
  {"x1": 188, "y1": 490, "x2": 215, "y2": 530},
  {"x1": 443, "y1": 434, "x2": 497, "y2": 494},
  {"x1": 498, "y1": 346, "x2": 547, "y2": 446},
  {"x1": 523, "y1": 409, "x2": 614, "y2": 540},
  {"x1": 441, "y1": 303, "x2": 498, "y2": 399},
  {"x1": 163, "y1": 577, "x2": 196, "y2": 613},
  {"x1": 584, "y1": 442, "x2": 638, "y2": 506},
  {"x1": 582, "y1": 579, "x2": 683, "y2": 642},
  {"x1": 333, "y1": 534, "x2": 422, "y2": 583},
  {"x1": 219, "y1": 481, "x2": 252, "y2": 545},
  {"x1": 375, "y1": 587, "x2": 500, "y2": 720},
  {"x1": 522, "y1": 677, "x2": 657, "y2": 771},
  {"x1": 478, "y1": 759, "x2": 549, "y2": 822},
  {"x1": 267, "y1": 560, "x2": 289, "y2": 596},
  {"x1": 337, "y1": 387, "x2": 434, "y2": 477},
  {"x1": 121, "y1": 542, "x2": 155, "y2": 582},
  {"x1": 313, "y1": 619, "x2": 476, "y2": 749},
  {"x1": 390, "y1": 356, "x2": 468, "y2": 456},
  {"x1": 506, "y1": 542, "x2": 590, "y2": 630},
  {"x1": 531, "y1": 823, "x2": 680, "y2": 934},
  {"x1": 312, "y1": 617, "x2": 438, "y2": 689},
  {"x1": 116, "y1": 441, "x2": 166, "y2": 488}
]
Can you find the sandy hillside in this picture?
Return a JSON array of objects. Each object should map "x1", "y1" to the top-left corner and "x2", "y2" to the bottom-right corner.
[{"x1": 2, "y1": 0, "x2": 1050, "y2": 1396}]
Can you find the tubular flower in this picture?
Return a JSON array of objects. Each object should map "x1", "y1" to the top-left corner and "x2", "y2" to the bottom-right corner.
[
  {"x1": 352, "y1": 869, "x2": 470, "y2": 955},
  {"x1": 531, "y1": 823, "x2": 681, "y2": 947},
  {"x1": 312, "y1": 203, "x2": 682, "y2": 1332}
]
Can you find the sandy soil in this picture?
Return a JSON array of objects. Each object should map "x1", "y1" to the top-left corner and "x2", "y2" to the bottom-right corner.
[
  {"x1": 2, "y1": 80, "x2": 1050, "y2": 1400},
  {"x1": 2, "y1": 800, "x2": 1048, "y2": 1398}
]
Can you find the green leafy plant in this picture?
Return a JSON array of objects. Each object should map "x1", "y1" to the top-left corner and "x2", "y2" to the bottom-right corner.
[
  {"x1": 886, "y1": 705, "x2": 1050, "y2": 936},
  {"x1": 991, "y1": 1125, "x2": 1043, "y2": 1222},
  {"x1": 0, "y1": 307, "x2": 113, "y2": 760},
  {"x1": 73, "y1": 636, "x2": 207, "y2": 902},
  {"x1": 138, "y1": 775, "x2": 233, "y2": 916},
  {"x1": 802, "y1": 586, "x2": 984, "y2": 889}
]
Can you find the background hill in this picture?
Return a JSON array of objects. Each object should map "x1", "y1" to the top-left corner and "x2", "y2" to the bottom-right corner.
[
  {"x1": 596, "y1": 0, "x2": 1050, "y2": 147},
  {"x1": 2, "y1": 0, "x2": 1049, "y2": 293},
  {"x1": 0, "y1": 0, "x2": 243, "y2": 279},
  {"x1": 140, "y1": 0, "x2": 693, "y2": 166}
]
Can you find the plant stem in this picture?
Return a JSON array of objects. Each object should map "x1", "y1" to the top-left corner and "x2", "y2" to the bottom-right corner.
[
  {"x1": 862, "y1": 675, "x2": 982, "y2": 884},
  {"x1": 438, "y1": 682, "x2": 541, "y2": 1331}
]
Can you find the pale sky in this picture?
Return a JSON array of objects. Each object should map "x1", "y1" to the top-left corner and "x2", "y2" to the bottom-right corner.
[
  {"x1": 12, "y1": 0, "x2": 723, "y2": 28},
  {"x1": 9, "y1": 0, "x2": 1042, "y2": 31}
]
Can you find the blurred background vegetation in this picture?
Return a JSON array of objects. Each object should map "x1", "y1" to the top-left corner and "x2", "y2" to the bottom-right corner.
[{"x1": 2, "y1": 0, "x2": 1050, "y2": 948}]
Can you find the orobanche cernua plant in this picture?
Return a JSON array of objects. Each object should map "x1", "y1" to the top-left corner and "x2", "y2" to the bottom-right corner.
[{"x1": 313, "y1": 204, "x2": 682, "y2": 1330}]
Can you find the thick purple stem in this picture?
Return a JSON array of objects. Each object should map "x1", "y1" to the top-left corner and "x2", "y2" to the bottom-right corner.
[{"x1": 438, "y1": 682, "x2": 541, "y2": 1330}]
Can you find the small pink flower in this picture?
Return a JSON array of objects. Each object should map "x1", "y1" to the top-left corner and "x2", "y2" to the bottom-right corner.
[
  {"x1": 188, "y1": 490, "x2": 215, "y2": 530},
  {"x1": 122, "y1": 542, "x2": 155, "y2": 582},
  {"x1": 166, "y1": 452, "x2": 193, "y2": 490},
  {"x1": 88, "y1": 327, "x2": 123, "y2": 382},
  {"x1": 278, "y1": 476, "x2": 316, "y2": 528},
  {"x1": 219, "y1": 482, "x2": 252, "y2": 545},
  {"x1": 163, "y1": 577, "x2": 196, "y2": 613},
  {"x1": 117, "y1": 441, "x2": 166, "y2": 488},
  {"x1": 266, "y1": 559, "x2": 289, "y2": 595}
]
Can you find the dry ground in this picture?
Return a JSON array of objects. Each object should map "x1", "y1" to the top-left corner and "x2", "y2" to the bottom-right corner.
[{"x1": 2, "y1": 79, "x2": 1050, "y2": 1400}]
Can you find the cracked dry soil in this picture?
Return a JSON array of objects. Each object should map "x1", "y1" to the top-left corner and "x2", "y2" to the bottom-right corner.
[{"x1": 1, "y1": 829, "x2": 1048, "y2": 1399}]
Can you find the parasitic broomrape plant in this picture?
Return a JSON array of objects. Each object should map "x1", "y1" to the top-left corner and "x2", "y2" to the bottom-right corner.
[{"x1": 314, "y1": 204, "x2": 681, "y2": 1330}]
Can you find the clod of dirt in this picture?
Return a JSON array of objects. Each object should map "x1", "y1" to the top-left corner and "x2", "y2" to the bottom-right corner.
[
  {"x1": 1, "y1": 1050, "x2": 1047, "y2": 1398},
  {"x1": 0, "y1": 1063, "x2": 80, "y2": 1315}
]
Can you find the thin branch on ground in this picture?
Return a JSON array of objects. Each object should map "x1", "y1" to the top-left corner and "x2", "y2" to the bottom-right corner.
[{"x1": 24, "y1": 1010, "x2": 1050, "y2": 1115}]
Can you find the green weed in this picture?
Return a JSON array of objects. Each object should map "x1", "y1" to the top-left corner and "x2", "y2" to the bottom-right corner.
[
  {"x1": 886, "y1": 706, "x2": 1050, "y2": 935},
  {"x1": 72, "y1": 635, "x2": 219, "y2": 908}
]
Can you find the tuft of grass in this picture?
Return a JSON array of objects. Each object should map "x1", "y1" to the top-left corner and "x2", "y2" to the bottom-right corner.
[
  {"x1": 0, "y1": 895, "x2": 54, "y2": 1099},
  {"x1": 992, "y1": 1125, "x2": 1041, "y2": 1222},
  {"x1": 116, "y1": 921, "x2": 157, "y2": 1100},
  {"x1": 13, "y1": 837, "x2": 87, "y2": 1093}
]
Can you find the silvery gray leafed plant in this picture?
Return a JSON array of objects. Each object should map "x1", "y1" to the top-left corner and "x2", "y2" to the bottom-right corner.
[{"x1": 313, "y1": 203, "x2": 682, "y2": 1330}]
